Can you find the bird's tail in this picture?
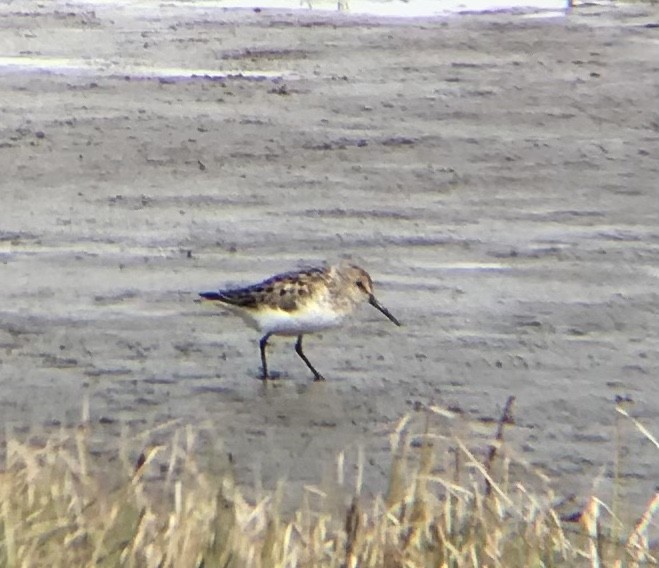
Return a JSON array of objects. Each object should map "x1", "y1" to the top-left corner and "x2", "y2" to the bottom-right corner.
[
  {"x1": 199, "y1": 291, "x2": 223, "y2": 301},
  {"x1": 199, "y1": 290, "x2": 255, "y2": 307}
]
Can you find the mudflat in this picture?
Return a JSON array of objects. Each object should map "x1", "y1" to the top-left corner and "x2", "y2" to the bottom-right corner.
[{"x1": 1, "y1": 1, "x2": 658, "y2": 512}]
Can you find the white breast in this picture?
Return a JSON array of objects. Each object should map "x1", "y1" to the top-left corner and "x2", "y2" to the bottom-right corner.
[{"x1": 252, "y1": 304, "x2": 346, "y2": 336}]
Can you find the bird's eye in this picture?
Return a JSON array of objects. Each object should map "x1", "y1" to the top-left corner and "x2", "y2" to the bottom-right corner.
[{"x1": 356, "y1": 280, "x2": 365, "y2": 290}]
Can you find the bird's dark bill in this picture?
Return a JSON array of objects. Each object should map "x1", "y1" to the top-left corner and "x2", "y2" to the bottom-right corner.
[{"x1": 368, "y1": 295, "x2": 401, "y2": 326}]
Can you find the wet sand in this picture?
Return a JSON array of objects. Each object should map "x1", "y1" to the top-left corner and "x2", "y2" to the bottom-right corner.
[{"x1": 1, "y1": 1, "x2": 659, "y2": 512}]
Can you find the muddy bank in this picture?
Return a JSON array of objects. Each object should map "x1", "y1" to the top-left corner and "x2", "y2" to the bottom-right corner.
[{"x1": 1, "y1": 1, "x2": 658, "y2": 512}]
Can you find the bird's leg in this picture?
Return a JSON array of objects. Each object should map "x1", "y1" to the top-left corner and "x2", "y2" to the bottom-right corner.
[
  {"x1": 259, "y1": 333, "x2": 272, "y2": 380},
  {"x1": 294, "y1": 335, "x2": 325, "y2": 381}
]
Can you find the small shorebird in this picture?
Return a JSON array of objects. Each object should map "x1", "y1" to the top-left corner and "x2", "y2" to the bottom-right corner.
[{"x1": 199, "y1": 263, "x2": 401, "y2": 381}]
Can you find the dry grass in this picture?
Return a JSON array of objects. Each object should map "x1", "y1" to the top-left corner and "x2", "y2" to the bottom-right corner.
[{"x1": 0, "y1": 399, "x2": 657, "y2": 568}]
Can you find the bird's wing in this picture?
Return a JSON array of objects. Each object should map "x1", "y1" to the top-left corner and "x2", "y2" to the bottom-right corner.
[{"x1": 200, "y1": 268, "x2": 327, "y2": 312}]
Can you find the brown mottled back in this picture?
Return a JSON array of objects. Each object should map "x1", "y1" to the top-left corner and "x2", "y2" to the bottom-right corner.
[{"x1": 213, "y1": 268, "x2": 327, "y2": 312}]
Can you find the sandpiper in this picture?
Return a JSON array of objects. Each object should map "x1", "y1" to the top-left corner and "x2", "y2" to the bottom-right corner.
[{"x1": 199, "y1": 263, "x2": 401, "y2": 381}]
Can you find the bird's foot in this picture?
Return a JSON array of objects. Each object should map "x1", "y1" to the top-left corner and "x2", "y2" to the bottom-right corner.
[{"x1": 260, "y1": 370, "x2": 283, "y2": 381}]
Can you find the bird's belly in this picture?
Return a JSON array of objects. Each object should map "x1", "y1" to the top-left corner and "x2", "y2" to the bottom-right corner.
[{"x1": 254, "y1": 306, "x2": 344, "y2": 336}]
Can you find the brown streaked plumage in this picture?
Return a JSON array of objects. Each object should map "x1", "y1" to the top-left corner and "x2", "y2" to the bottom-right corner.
[{"x1": 199, "y1": 263, "x2": 401, "y2": 381}]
